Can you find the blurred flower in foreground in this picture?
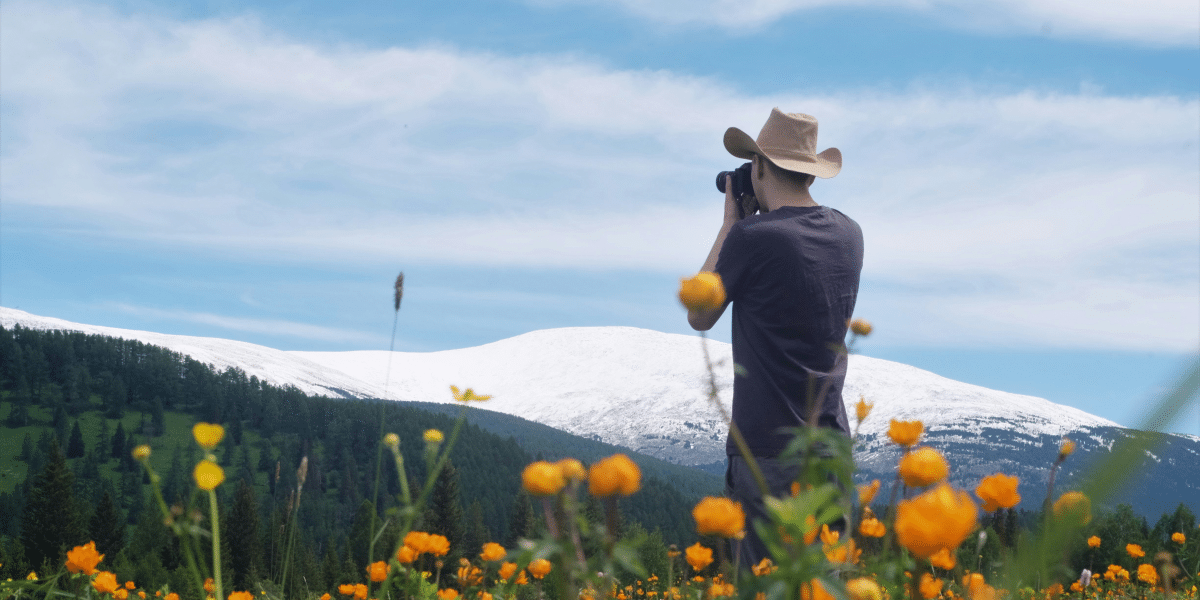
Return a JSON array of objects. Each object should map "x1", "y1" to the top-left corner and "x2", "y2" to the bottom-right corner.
[
  {"x1": 132, "y1": 445, "x2": 151, "y2": 461},
  {"x1": 859, "y1": 516, "x2": 886, "y2": 538},
  {"x1": 898, "y1": 447, "x2": 949, "y2": 487},
  {"x1": 1136, "y1": 564, "x2": 1157, "y2": 586},
  {"x1": 522, "y1": 461, "x2": 566, "y2": 496},
  {"x1": 528, "y1": 558, "x2": 552, "y2": 579},
  {"x1": 424, "y1": 429, "x2": 444, "y2": 444},
  {"x1": 193, "y1": 460, "x2": 225, "y2": 491},
  {"x1": 919, "y1": 573, "x2": 943, "y2": 599},
  {"x1": 894, "y1": 483, "x2": 977, "y2": 559},
  {"x1": 888, "y1": 420, "x2": 923, "y2": 447},
  {"x1": 480, "y1": 542, "x2": 506, "y2": 562},
  {"x1": 693, "y1": 497, "x2": 745, "y2": 538},
  {"x1": 975, "y1": 473, "x2": 1021, "y2": 512},
  {"x1": 1172, "y1": 532, "x2": 1186, "y2": 544},
  {"x1": 589, "y1": 454, "x2": 641, "y2": 497},
  {"x1": 1088, "y1": 535, "x2": 1101, "y2": 548},
  {"x1": 450, "y1": 385, "x2": 492, "y2": 402},
  {"x1": 1053, "y1": 491, "x2": 1091, "y2": 525},
  {"x1": 557, "y1": 458, "x2": 587, "y2": 482},
  {"x1": 858, "y1": 479, "x2": 880, "y2": 506},
  {"x1": 192, "y1": 423, "x2": 225, "y2": 449},
  {"x1": 1059, "y1": 438, "x2": 1076, "y2": 459},
  {"x1": 846, "y1": 578, "x2": 882, "y2": 600},
  {"x1": 93, "y1": 572, "x2": 120, "y2": 594},
  {"x1": 1126, "y1": 544, "x2": 1145, "y2": 559},
  {"x1": 383, "y1": 433, "x2": 400, "y2": 448},
  {"x1": 368, "y1": 560, "x2": 389, "y2": 582},
  {"x1": 849, "y1": 318, "x2": 873, "y2": 336},
  {"x1": 855, "y1": 397, "x2": 873, "y2": 422},
  {"x1": 801, "y1": 579, "x2": 834, "y2": 600},
  {"x1": 930, "y1": 547, "x2": 956, "y2": 570},
  {"x1": 679, "y1": 272, "x2": 726, "y2": 312}
]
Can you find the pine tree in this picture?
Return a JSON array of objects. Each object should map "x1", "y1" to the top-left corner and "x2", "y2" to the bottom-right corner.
[
  {"x1": 426, "y1": 460, "x2": 465, "y2": 564},
  {"x1": 20, "y1": 441, "x2": 85, "y2": 570},
  {"x1": 111, "y1": 422, "x2": 127, "y2": 459},
  {"x1": 89, "y1": 490, "x2": 125, "y2": 557},
  {"x1": 505, "y1": 491, "x2": 536, "y2": 547},
  {"x1": 226, "y1": 480, "x2": 263, "y2": 591},
  {"x1": 462, "y1": 500, "x2": 490, "y2": 557},
  {"x1": 67, "y1": 421, "x2": 86, "y2": 459}
]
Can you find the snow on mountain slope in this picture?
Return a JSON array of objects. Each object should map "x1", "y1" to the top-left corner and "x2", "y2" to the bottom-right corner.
[{"x1": 2, "y1": 307, "x2": 1119, "y2": 468}]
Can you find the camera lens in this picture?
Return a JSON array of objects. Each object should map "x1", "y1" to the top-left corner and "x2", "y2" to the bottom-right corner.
[{"x1": 716, "y1": 171, "x2": 732, "y2": 193}]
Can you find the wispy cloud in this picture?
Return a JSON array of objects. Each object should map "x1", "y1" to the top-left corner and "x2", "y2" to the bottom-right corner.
[
  {"x1": 3, "y1": 1, "x2": 1197, "y2": 351},
  {"x1": 112, "y1": 304, "x2": 385, "y2": 344},
  {"x1": 527, "y1": 0, "x2": 1200, "y2": 47}
]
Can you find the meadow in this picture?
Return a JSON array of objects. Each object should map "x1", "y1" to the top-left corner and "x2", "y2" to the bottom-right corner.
[{"x1": 1, "y1": 274, "x2": 1197, "y2": 600}]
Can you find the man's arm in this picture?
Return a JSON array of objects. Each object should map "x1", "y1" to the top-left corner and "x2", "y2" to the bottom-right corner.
[{"x1": 688, "y1": 176, "x2": 740, "y2": 331}]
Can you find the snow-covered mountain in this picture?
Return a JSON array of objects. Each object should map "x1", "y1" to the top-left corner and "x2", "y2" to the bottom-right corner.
[{"x1": 4, "y1": 308, "x2": 1196, "y2": 515}]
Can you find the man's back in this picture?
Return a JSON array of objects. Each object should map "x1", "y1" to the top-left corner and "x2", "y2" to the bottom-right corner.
[{"x1": 716, "y1": 204, "x2": 864, "y2": 457}]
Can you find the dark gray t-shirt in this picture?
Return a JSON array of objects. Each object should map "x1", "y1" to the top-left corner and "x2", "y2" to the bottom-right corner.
[{"x1": 715, "y1": 205, "x2": 864, "y2": 457}]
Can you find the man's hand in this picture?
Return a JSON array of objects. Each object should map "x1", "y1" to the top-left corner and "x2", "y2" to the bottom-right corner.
[{"x1": 723, "y1": 174, "x2": 741, "y2": 224}]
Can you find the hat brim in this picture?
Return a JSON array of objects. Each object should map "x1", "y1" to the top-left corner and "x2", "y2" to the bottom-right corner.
[{"x1": 723, "y1": 126, "x2": 842, "y2": 179}]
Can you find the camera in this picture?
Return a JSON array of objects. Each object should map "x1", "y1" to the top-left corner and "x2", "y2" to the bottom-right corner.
[{"x1": 716, "y1": 161, "x2": 760, "y2": 219}]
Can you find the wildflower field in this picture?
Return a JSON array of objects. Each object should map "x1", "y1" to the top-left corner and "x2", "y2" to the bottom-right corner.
[{"x1": 1, "y1": 274, "x2": 1198, "y2": 600}]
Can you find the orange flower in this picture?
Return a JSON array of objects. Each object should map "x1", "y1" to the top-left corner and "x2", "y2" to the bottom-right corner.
[
  {"x1": 114, "y1": 590, "x2": 129, "y2": 600},
  {"x1": 228, "y1": 593, "x2": 254, "y2": 600},
  {"x1": 1172, "y1": 532, "x2": 1186, "y2": 544},
  {"x1": 1052, "y1": 492, "x2": 1091, "y2": 525},
  {"x1": 858, "y1": 480, "x2": 881, "y2": 506},
  {"x1": 192, "y1": 423, "x2": 225, "y2": 449},
  {"x1": 930, "y1": 547, "x2": 956, "y2": 570},
  {"x1": 1126, "y1": 544, "x2": 1145, "y2": 558},
  {"x1": 367, "y1": 560, "x2": 389, "y2": 582},
  {"x1": 125, "y1": 580, "x2": 136, "y2": 590},
  {"x1": 1136, "y1": 564, "x2": 1157, "y2": 586},
  {"x1": 859, "y1": 517, "x2": 886, "y2": 538},
  {"x1": 849, "y1": 318, "x2": 873, "y2": 336},
  {"x1": 1058, "y1": 438, "x2": 1076, "y2": 458},
  {"x1": 888, "y1": 420, "x2": 924, "y2": 447},
  {"x1": 894, "y1": 484, "x2": 977, "y2": 559},
  {"x1": 498, "y1": 562, "x2": 519, "y2": 581},
  {"x1": 692, "y1": 497, "x2": 745, "y2": 538},
  {"x1": 457, "y1": 563, "x2": 483, "y2": 587},
  {"x1": 528, "y1": 558, "x2": 552, "y2": 579},
  {"x1": 166, "y1": 594, "x2": 181, "y2": 600},
  {"x1": 522, "y1": 461, "x2": 566, "y2": 496},
  {"x1": 353, "y1": 583, "x2": 368, "y2": 600},
  {"x1": 962, "y1": 574, "x2": 986, "y2": 597},
  {"x1": 800, "y1": 579, "x2": 834, "y2": 600},
  {"x1": 479, "y1": 542, "x2": 506, "y2": 562},
  {"x1": 685, "y1": 543, "x2": 713, "y2": 572},
  {"x1": 204, "y1": 578, "x2": 216, "y2": 593},
  {"x1": 65, "y1": 541, "x2": 105, "y2": 575},
  {"x1": 557, "y1": 458, "x2": 587, "y2": 482},
  {"x1": 899, "y1": 447, "x2": 949, "y2": 487},
  {"x1": 397, "y1": 545, "x2": 417, "y2": 563},
  {"x1": 426, "y1": 534, "x2": 450, "y2": 556},
  {"x1": 974, "y1": 474, "x2": 1021, "y2": 512},
  {"x1": 438, "y1": 590, "x2": 460, "y2": 600},
  {"x1": 93, "y1": 571, "x2": 120, "y2": 594},
  {"x1": 855, "y1": 397, "x2": 874, "y2": 422},
  {"x1": 919, "y1": 573, "x2": 943, "y2": 600},
  {"x1": 588, "y1": 454, "x2": 641, "y2": 497},
  {"x1": 338, "y1": 583, "x2": 356, "y2": 596},
  {"x1": 678, "y1": 272, "x2": 726, "y2": 312},
  {"x1": 751, "y1": 558, "x2": 776, "y2": 576},
  {"x1": 1087, "y1": 536, "x2": 1101, "y2": 548},
  {"x1": 514, "y1": 571, "x2": 528, "y2": 585}
]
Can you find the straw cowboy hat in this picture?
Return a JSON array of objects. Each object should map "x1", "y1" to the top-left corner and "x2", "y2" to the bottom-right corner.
[{"x1": 723, "y1": 108, "x2": 842, "y2": 179}]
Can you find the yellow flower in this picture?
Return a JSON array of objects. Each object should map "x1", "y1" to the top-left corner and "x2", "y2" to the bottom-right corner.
[
  {"x1": 1088, "y1": 535, "x2": 1101, "y2": 548},
  {"x1": 450, "y1": 385, "x2": 492, "y2": 402},
  {"x1": 1172, "y1": 532, "x2": 1186, "y2": 544},
  {"x1": 588, "y1": 454, "x2": 641, "y2": 497},
  {"x1": 204, "y1": 578, "x2": 215, "y2": 593},
  {"x1": 898, "y1": 447, "x2": 949, "y2": 487},
  {"x1": 849, "y1": 318, "x2": 873, "y2": 336},
  {"x1": 685, "y1": 543, "x2": 713, "y2": 572},
  {"x1": 1126, "y1": 544, "x2": 1145, "y2": 559},
  {"x1": 132, "y1": 445, "x2": 152, "y2": 461},
  {"x1": 557, "y1": 458, "x2": 587, "y2": 482},
  {"x1": 26, "y1": 571, "x2": 37, "y2": 580},
  {"x1": 480, "y1": 542, "x2": 506, "y2": 562},
  {"x1": 974, "y1": 474, "x2": 1021, "y2": 512},
  {"x1": 1052, "y1": 492, "x2": 1091, "y2": 525},
  {"x1": 894, "y1": 483, "x2": 978, "y2": 559},
  {"x1": 65, "y1": 541, "x2": 105, "y2": 575},
  {"x1": 888, "y1": 419, "x2": 924, "y2": 447},
  {"x1": 193, "y1": 460, "x2": 225, "y2": 490},
  {"x1": 858, "y1": 479, "x2": 881, "y2": 506},
  {"x1": 1059, "y1": 438, "x2": 1076, "y2": 458},
  {"x1": 522, "y1": 461, "x2": 566, "y2": 496},
  {"x1": 192, "y1": 423, "x2": 225, "y2": 449},
  {"x1": 367, "y1": 560, "x2": 389, "y2": 582},
  {"x1": 859, "y1": 517, "x2": 886, "y2": 538},
  {"x1": 919, "y1": 574, "x2": 943, "y2": 600},
  {"x1": 528, "y1": 558, "x2": 552, "y2": 579},
  {"x1": 424, "y1": 429, "x2": 444, "y2": 444},
  {"x1": 855, "y1": 397, "x2": 873, "y2": 422},
  {"x1": 383, "y1": 433, "x2": 400, "y2": 448},
  {"x1": 692, "y1": 497, "x2": 745, "y2": 538},
  {"x1": 1136, "y1": 564, "x2": 1157, "y2": 586},
  {"x1": 678, "y1": 272, "x2": 725, "y2": 312},
  {"x1": 930, "y1": 547, "x2": 956, "y2": 570},
  {"x1": 847, "y1": 578, "x2": 882, "y2": 600},
  {"x1": 93, "y1": 571, "x2": 121, "y2": 594}
]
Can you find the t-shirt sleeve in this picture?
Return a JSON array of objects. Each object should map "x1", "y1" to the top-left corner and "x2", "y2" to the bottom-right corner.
[{"x1": 715, "y1": 223, "x2": 754, "y2": 303}]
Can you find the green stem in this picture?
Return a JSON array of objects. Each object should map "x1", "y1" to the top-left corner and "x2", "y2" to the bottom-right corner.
[{"x1": 208, "y1": 489, "x2": 224, "y2": 600}]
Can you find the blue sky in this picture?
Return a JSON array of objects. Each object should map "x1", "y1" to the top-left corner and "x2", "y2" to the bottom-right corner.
[{"x1": 2, "y1": 0, "x2": 1198, "y2": 435}]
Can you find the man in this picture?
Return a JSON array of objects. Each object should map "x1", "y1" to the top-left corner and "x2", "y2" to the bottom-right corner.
[{"x1": 688, "y1": 108, "x2": 864, "y2": 567}]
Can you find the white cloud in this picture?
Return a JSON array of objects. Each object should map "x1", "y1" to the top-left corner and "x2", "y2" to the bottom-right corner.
[
  {"x1": 527, "y1": 0, "x2": 1199, "y2": 47},
  {"x1": 2, "y1": 1, "x2": 1197, "y2": 351}
]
